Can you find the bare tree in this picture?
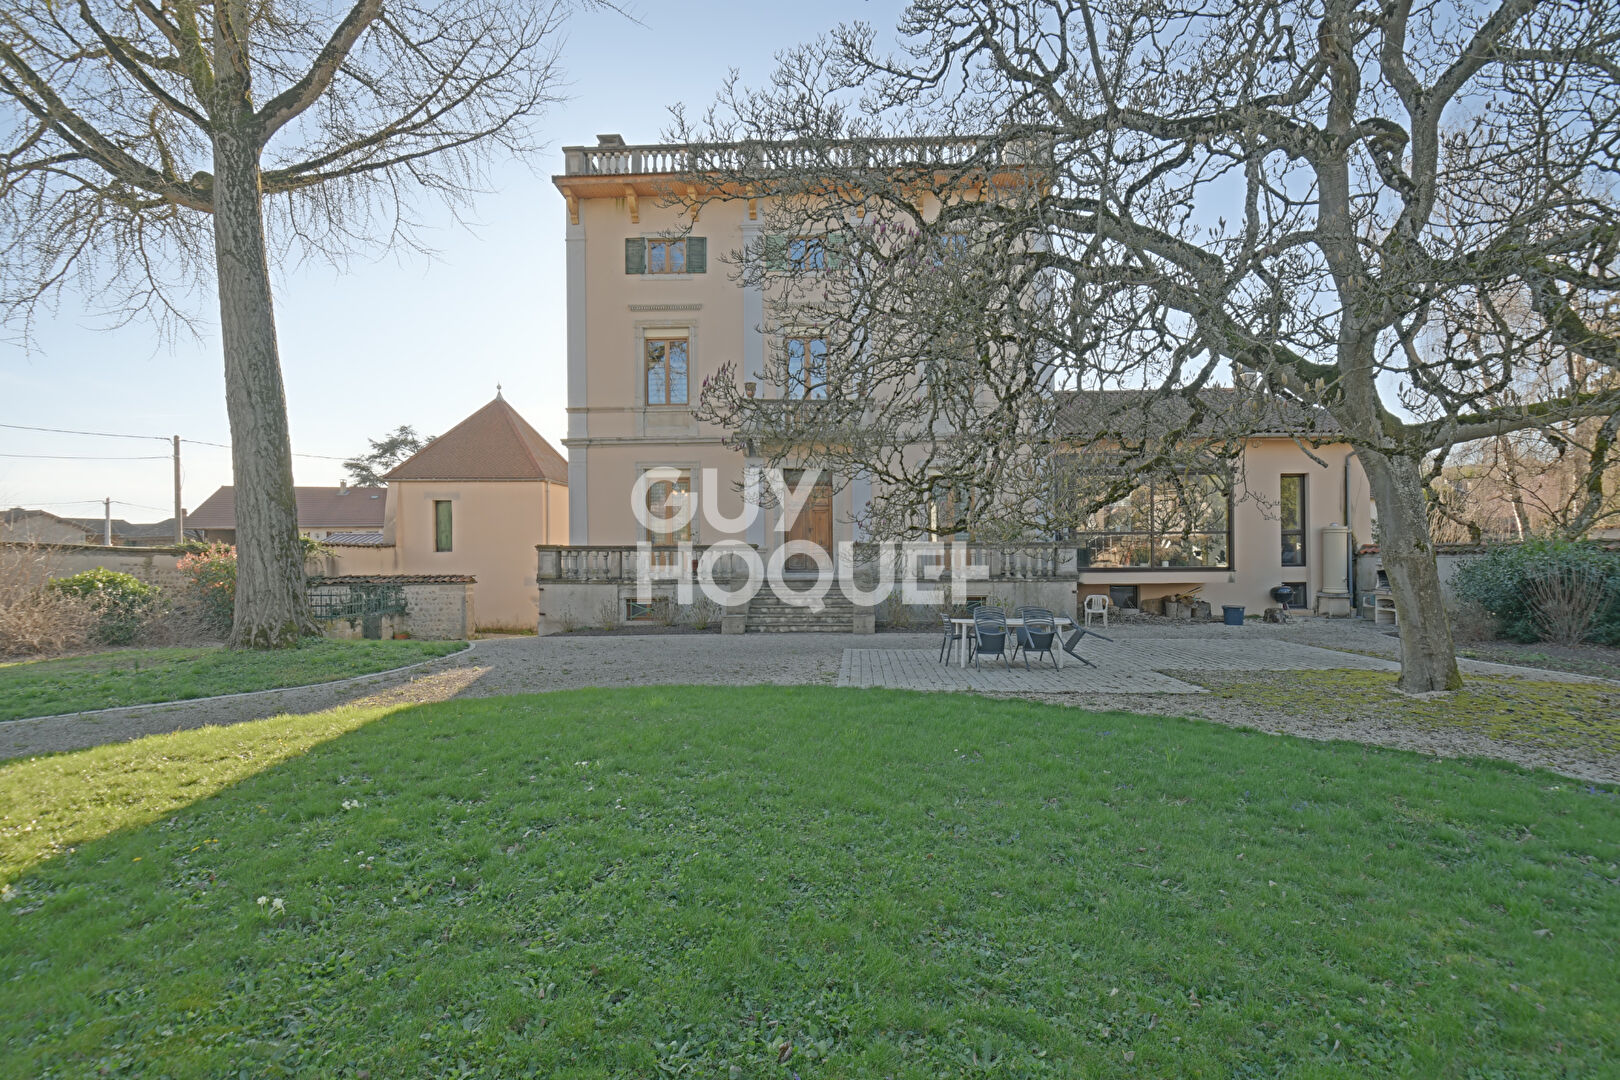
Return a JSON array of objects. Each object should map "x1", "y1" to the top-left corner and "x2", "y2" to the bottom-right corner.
[
  {"x1": 1, "y1": 0, "x2": 582, "y2": 646},
  {"x1": 674, "y1": 0, "x2": 1620, "y2": 691}
]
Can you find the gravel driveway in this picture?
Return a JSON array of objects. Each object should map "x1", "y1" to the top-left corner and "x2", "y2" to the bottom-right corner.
[{"x1": 4, "y1": 621, "x2": 1614, "y2": 783}]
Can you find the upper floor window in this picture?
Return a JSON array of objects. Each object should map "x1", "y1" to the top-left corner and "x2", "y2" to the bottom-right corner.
[
  {"x1": 788, "y1": 236, "x2": 826, "y2": 271},
  {"x1": 645, "y1": 336, "x2": 689, "y2": 405},
  {"x1": 765, "y1": 232, "x2": 844, "y2": 272},
  {"x1": 933, "y1": 232, "x2": 972, "y2": 263},
  {"x1": 927, "y1": 479, "x2": 970, "y2": 542},
  {"x1": 784, "y1": 336, "x2": 828, "y2": 399},
  {"x1": 1280, "y1": 474, "x2": 1306, "y2": 566},
  {"x1": 625, "y1": 236, "x2": 707, "y2": 275}
]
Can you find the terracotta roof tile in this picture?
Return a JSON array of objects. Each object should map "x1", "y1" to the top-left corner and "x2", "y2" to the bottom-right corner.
[
  {"x1": 309, "y1": 574, "x2": 476, "y2": 584},
  {"x1": 385, "y1": 395, "x2": 568, "y2": 482},
  {"x1": 187, "y1": 486, "x2": 387, "y2": 529},
  {"x1": 323, "y1": 531, "x2": 389, "y2": 546}
]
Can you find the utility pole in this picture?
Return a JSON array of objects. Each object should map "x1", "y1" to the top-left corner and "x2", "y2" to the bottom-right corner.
[
  {"x1": 173, "y1": 435, "x2": 184, "y2": 545},
  {"x1": 104, "y1": 497, "x2": 112, "y2": 546}
]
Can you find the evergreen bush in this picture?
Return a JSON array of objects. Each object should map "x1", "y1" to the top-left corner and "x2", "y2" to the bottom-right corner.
[
  {"x1": 47, "y1": 568, "x2": 162, "y2": 645},
  {"x1": 1450, "y1": 540, "x2": 1620, "y2": 645}
]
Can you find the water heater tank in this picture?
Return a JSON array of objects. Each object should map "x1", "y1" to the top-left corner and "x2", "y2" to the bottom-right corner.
[{"x1": 1320, "y1": 524, "x2": 1351, "y2": 595}]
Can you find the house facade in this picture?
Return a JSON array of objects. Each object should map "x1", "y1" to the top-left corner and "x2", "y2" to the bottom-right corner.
[
  {"x1": 320, "y1": 394, "x2": 570, "y2": 630},
  {"x1": 547, "y1": 136, "x2": 1374, "y2": 630}
]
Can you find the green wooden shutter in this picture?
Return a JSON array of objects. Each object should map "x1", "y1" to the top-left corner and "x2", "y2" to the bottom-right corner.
[
  {"x1": 624, "y1": 237, "x2": 646, "y2": 274},
  {"x1": 762, "y1": 233, "x2": 787, "y2": 271},
  {"x1": 434, "y1": 500, "x2": 452, "y2": 552},
  {"x1": 824, "y1": 231, "x2": 847, "y2": 270},
  {"x1": 686, "y1": 236, "x2": 707, "y2": 273}
]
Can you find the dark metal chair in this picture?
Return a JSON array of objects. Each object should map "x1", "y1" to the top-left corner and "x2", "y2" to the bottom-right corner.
[
  {"x1": 1014, "y1": 606, "x2": 1058, "y2": 669},
  {"x1": 938, "y1": 612, "x2": 961, "y2": 663},
  {"x1": 972, "y1": 608, "x2": 1011, "y2": 669},
  {"x1": 1060, "y1": 623, "x2": 1113, "y2": 667}
]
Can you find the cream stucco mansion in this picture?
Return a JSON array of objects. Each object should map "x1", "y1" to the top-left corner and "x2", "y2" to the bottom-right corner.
[{"x1": 540, "y1": 135, "x2": 1375, "y2": 633}]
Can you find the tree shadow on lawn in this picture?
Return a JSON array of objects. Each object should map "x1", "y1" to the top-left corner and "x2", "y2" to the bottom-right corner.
[{"x1": 1, "y1": 686, "x2": 1616, "y2": 1078}]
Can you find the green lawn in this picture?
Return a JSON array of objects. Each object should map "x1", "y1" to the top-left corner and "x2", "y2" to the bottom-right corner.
[
  {"x1": 1, "y1": 688, "x2": 1616, "y2": 1078},
  {"x1": 0, "y1": 639, "x2": 467, "y2": 721}
]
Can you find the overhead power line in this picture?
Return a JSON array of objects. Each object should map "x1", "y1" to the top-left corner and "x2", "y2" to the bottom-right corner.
[
  {"x1": 182, "y1": 438, "x2": 349, "y2": 461},
  {"x1": 0, "y1": 423, "x2": 353, "y2": 462},
  {"x1": 0, "y1": 453, "x2": 171, "y2": 460},
  {"x1": 0, "y1": 422, "x2": 168, "y2": 442},
  {"x1": 6, "y1": 499, "x2": 175, "y2": 513}
]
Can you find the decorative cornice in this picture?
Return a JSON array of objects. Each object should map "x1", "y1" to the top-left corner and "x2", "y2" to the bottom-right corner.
[{"x1": 628, "y1": 303, "x2": 703, "y2": 311}]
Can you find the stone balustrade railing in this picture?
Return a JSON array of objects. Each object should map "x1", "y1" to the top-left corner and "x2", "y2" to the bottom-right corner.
[
  {"x1": 539, "y1": 542, "x2": 1080, "y2": 583},
  {"x1": 561, "y1": 137, "x2": 1044, "y2": 178}
]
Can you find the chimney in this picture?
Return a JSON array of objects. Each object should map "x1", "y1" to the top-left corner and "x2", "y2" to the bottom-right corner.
[
  {"x1": 339, "y1": 480, "x2": 348, "y2": 494},
  {"x1": 597, "y1": 133, "x2": 626, "y2": 147}
]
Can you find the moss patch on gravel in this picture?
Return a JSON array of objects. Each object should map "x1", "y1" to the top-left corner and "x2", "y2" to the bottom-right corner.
[{"x1": 1193, "y1": 670, "x2": 1620, "y2": 756}]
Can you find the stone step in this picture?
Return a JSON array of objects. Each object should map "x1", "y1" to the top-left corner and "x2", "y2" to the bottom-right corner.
[{"x1": 744, "y1": 590, "x2": 866, "y2": 631}]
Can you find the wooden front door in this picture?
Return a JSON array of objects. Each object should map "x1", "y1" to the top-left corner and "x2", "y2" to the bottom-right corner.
[{"x1": 784, "y1": 475, "x2": 833, "y2": 572}]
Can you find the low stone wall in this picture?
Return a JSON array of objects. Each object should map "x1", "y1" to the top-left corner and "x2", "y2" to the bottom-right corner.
[
  {"x1": 539, "y1": 582, "x2": 726, "y2": 634},
  {"x1": 307, "y1": 575, "x2": 475, "y2": 640},
  {"x1": 5, "y1": 542, "x2": 189, "y2": 590},
  {"x1": 537, "y1": 578, "x2": 1080, "y2": 635}
]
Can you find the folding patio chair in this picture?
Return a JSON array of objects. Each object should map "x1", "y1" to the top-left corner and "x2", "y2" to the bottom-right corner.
[{"x1": 1060, "y1": 623, "x2": 1113, "y2": 667}]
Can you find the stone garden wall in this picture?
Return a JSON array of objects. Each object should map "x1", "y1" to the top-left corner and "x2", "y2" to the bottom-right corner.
[
  {"x1": 6, "y1": 542, "x2": 190, "y2": 590},
  {"x1": 308, "y1": 576, "x2": 475, "y2": 641}
]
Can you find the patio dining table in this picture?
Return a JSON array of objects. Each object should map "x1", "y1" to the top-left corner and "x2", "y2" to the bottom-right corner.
[{"x1": 948, "y1": 615, "x2": 1077, "y2": 669}]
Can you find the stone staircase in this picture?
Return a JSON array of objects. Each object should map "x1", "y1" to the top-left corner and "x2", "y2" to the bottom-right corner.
[{"x1": 744, "y1": 586, "x2": 865, "y2": 632}]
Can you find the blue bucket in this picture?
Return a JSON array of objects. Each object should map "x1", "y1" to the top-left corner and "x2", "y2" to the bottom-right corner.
[{"x1": 1222, "y1": 605, "x2": 1245, "y2": 626}]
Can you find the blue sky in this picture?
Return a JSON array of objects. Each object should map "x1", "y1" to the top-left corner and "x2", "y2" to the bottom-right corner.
[{"x1": 0, "y1": 1, "x2": 910, "y2": 521}]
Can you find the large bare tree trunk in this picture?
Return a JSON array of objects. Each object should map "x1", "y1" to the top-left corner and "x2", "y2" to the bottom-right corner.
[
  {"x1": 1358, "y1": 449, "x2": 1463, "y2": 692},
  {"x1": 212, "y1": 125, "x2": 316, "y2": 648}
]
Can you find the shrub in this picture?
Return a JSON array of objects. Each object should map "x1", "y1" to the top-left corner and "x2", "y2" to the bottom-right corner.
[
  {"x1": 0, "y1": 544, "x2": 97, "y2": 657},
  {"x1": 174, "y1": 539, "x2": 336, "y2": 638},
  {"x1": 177, "y1": 543, "x2": 237, "y2": 635},
  {"x1": 47, "y1": 568, "x2": 162, "y2": 645},
  {"x1": 1450, "y1": 540, "x2": 1620, "y2": 646}
]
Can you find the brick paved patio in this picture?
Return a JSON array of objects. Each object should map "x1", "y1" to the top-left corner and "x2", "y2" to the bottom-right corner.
[{"x1": 837, "y1": 636, "x2": 1402, "y2": 693}]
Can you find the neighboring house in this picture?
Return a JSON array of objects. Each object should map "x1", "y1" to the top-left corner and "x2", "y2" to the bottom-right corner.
[
  {"x1": 319, "y1": 394, "x2": 570, "y2": 630},
  {"x1": 186, "y1": 484, "x2": 387, "y2": 542},
  {"x1": 59, "y1": 517, "x2": 196, "y2": 546},
  {"x1": 546, "y1": 136, "x2": 1374, "y2": 628},
  {"x1": 2, "y1": 507, "x2": 195, "y2": 546},
  {"x1": 2, "y1": 507, "x2": 96, "y2": 545}
]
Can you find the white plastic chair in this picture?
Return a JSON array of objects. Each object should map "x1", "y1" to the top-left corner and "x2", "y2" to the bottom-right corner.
[{"x1": 1083, "y1": 593, "x2": 1110, "y2": 628}]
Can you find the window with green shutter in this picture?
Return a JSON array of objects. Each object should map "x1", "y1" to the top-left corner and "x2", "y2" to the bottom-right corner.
[
  {"x1": 767, "y1": 232, "x2": 844, "y2": 272},
  {"x1": 762, "y1": 233, "x2": 789, "y2": 272},
  {"x1": 434, "y1": 500, "x2": 452, "y2": 552},
  {"x1": 626, "y1": 237, "x2": 707, "y2": 274}
]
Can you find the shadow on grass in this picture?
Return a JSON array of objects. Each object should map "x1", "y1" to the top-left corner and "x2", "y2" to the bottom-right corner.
[{"x1": 2, "y1": 686, "x2": 1617, "y2": 1078}]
